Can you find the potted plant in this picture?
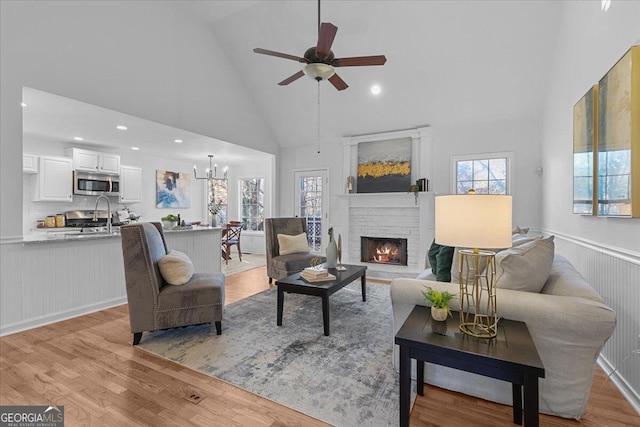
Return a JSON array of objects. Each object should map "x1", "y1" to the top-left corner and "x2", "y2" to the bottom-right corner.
[
  {"x1": 208, "y1": 195, "x2": 223, "y2": 226},
  {"x1": 422, "y1": 286, "x2": 456, "y2": 321},
  {"x1": 161, "y1": 214, "x2": 179, "y2": 229}
]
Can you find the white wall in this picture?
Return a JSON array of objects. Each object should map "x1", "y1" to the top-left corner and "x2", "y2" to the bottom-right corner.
[
  {"x1": 0, "y1": 0, "x2": 279, "y2": 241},
  {"x1": 431, "y1": 117, "x2": 543, "y2": 229},
  {"x1": 541, "y1": 0, "x2": 640, "y2": 411},
  {"x1": 279, "y1": 116, "x2": 544, "y2": 237},
  {"x1": 542, "y1": 1, "x2": 640, "y2": 252}
]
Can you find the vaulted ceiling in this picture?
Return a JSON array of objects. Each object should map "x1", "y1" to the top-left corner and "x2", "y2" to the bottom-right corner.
[
  {"x1": 185, "y1": 1, "x2": 563, "y2": 148},
  {"x1": 20, "y1": 1, "x2": 564, "y2": 160}
]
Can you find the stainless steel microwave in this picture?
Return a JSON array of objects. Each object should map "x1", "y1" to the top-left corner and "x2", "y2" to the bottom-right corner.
[{"x1": 73, "y1": 171, "x2": 120, "y2": 196}]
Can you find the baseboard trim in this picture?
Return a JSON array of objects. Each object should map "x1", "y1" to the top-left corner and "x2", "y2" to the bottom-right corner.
[
  {"x1": 0, "y1": 297, "x2": 127, "y2": 337},
  {"x1": 598, "y1": 355, "x2": 640, "y2": 414}
]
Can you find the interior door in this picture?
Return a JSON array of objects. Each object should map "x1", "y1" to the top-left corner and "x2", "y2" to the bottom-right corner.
[{"x1": 294, "y1": 169, "x2": 328, "y2": 253}]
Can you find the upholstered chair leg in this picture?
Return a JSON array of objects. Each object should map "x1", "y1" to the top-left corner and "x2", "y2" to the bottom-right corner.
[
  {"x1": 132, "y1": 332, "x2": 142, "y2": 345},
  {"x1": 215, "y1": 321, "x2": 222, "y2": 335}
]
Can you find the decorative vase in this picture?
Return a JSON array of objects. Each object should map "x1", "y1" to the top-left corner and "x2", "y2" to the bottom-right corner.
[
  {"x1": 431, "y1": 306, "x2": 448, "y2": 322},
  {"x1": 326, "y1": 238, "x2": 338, "y2": 268}
]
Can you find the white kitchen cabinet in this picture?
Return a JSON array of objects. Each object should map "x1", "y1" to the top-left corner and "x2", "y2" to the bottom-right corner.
[
  {"x1": 119, "y1": 164, "x2": 142, "y2": 203},
  {"x1": 23, "y1": 153, "x2": 38, "y2": 174},
  {"x1": 34, "y1": 155, "x2": 73, "y2": 202},
  {"x1": 65, "y1": 148, "x2": 120, "y2": 175}
]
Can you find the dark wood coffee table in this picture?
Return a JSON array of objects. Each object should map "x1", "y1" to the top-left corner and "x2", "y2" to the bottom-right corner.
[
  {"x1": 395, "y1": 306, "x2": 545, "y2": 427},
  {"x1": 276, "y1": 264, "x2": 367, "y2": 336}
]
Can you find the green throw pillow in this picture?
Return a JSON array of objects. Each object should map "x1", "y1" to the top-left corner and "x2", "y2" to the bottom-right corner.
[{"x1": 428, "y1": 240, "x2": 455, "y2": 282}]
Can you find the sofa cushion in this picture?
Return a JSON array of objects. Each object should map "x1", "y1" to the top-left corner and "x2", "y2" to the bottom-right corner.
[
  {"x1": 494, "y1": 235, "x2": 555, "y2": 292},
  {"x1": 277, "y1": 232, "x2": 310, "y2": 255},
  {"x1": 158, "y1": 250, "x2": 194, "y2": 285},
  {"x1": 451, "y1": 235, "x2": 541, "y2": 283},
  {"x1": 428, "y1": 240, "x2": 455, "y2": 282},
  {"x1": 271, "y1": 252, "x2": 319, "y2": 272}
]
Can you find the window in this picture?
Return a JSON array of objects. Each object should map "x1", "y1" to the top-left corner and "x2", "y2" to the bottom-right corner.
[
  {"x1": 207, "y1": 178, "x2": 227, "y2": 226},
  {"x1": 452, "y1": 152, "x2": 512, "y2": 195},
  {"x1": 294, "y1": 170, "x2": 327, "y2": 252},
  {"x1": 240, "y1": 177, "x2": 264, "y2": 231}
]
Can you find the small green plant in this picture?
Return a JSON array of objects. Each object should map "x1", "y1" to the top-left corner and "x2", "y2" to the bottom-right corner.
[
  {"x1": 161, "y1": 214, "x2": 179, "y2": 222},
  {"x1": 208, "y1": 195, "x2": 223, "y2": 216},
  {"x1": 422, "y1": 286, "x2": 456, "y2": 316}
]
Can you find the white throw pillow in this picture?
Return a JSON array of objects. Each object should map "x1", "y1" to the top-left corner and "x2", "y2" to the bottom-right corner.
[
  {"x1": 277, "y1": 232, "x2": 310, "y2": 256},
  {"x1": 158, "y1": 250, "x2": 194, "y2": 285},
  {"x1": 493, "y1": 235, "x2": 555, "y2": 293}
]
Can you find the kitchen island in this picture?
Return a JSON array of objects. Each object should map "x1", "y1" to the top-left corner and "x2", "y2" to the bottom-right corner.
[{"x1": 1, "y1": 225, "x2": 222, "y2": 336}]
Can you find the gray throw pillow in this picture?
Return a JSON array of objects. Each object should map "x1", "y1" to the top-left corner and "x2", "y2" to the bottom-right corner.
[{"x1": 493, "y1": 235, "x2": 555, "y2": 292}]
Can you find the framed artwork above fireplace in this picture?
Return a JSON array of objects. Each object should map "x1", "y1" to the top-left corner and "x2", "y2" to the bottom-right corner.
[{"x1": 342, "y1": 127, "x2": 432, "y2": 195}]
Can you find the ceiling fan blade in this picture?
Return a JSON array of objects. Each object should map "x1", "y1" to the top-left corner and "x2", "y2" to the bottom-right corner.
[
  {"x1": 316, "y1": 22, "x2": 338, "y2": 58},
  {"x1": 332, "y1": 55, "x2": 387, "y2": 67},
  {"x1": 278, "y1": 70, "x2": 305, "y2": 86},
  {"x1": 328, "y1": 73, "x2": 348, "y2": 91},
  {"x1": 253, "y1": 48, "x2": 306, "y2": 63}
]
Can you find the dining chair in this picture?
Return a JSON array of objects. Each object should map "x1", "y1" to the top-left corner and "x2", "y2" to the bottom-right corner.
[{"x1": 222, "y1": 221, "x2": 243, "y2": 265}]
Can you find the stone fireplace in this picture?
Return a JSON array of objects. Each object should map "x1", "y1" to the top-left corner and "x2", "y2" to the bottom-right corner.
[{"x1": 361, "y1": 236, "x2": 408, "y2": 266}]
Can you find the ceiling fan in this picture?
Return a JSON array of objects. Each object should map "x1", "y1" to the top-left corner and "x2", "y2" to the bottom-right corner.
[{"x1": 253, "y1": 0, "x2": 387, "y2": 91}]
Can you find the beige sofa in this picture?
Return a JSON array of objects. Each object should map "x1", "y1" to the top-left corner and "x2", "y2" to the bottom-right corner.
[{"x1": 390, "y1": 236, "x2": 616, "y2": 419}]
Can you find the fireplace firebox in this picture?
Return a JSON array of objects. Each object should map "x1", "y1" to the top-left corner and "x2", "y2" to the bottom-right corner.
[{"x1": 360, "y1": 236, "x2": 408, "y2": 266}]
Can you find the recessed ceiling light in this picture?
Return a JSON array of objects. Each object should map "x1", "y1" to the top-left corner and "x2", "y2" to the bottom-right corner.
[
  {"x1": 601, "y1": 0, "x2": 611, "y2": 12},
  {"x1": 20, "y1": 102, "x2": 27, "y2": 107},
  {"x1": 116, "y1": 125, "x2": 128, "y2": 130},
  {"x1": 131, "y1": 146, "x2": 140, "y2": 151},
  {"x1": 371, "y1": 85, "x2": 381, "y2": 95},
  {"x1": 73, "y1": 137, "x2": 84, "y2": 141},
  {"x1": 174, "y1": 139, "x2": 183, "y2": 143}
]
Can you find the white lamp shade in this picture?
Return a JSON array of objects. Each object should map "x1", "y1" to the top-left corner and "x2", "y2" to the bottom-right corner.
[{"x1": 435, "y1": 195, "x2": 512, "y2": 249}]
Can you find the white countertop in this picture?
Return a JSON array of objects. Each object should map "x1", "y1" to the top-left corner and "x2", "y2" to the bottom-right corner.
[{"x1": 22, "y1": 225, "x2": 221, "y2": 244}]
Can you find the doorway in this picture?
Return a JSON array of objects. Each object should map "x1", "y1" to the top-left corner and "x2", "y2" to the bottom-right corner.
[{"x1": 294, "y1": 169, "x2": 328, "y2": 253}]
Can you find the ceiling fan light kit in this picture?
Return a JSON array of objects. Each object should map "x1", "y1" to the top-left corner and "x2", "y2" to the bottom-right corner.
[
  {"x1": 253, "y1": 0, "x2": 386, "y2": 91},
  {"x1": 303, "y1": 63, "x2": 335, "y2": 81}
]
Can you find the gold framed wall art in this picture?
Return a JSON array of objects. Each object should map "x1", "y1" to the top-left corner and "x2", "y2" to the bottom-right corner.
[
  {"x1": 597, "y1": 45, "x2": 640, "y2": 217},
  {"x1": 573, "y1": 85, "x2": 598, "y2": 215}
]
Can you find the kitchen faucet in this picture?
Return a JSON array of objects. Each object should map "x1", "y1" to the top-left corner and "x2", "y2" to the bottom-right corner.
[{"x1": 93, "y1": 195, "x2": 112, "y2": 234}]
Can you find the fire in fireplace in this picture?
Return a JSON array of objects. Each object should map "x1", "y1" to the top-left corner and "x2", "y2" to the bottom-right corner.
[{"x1": 361, "y1": 236, "x2": 408, "y2": 266}]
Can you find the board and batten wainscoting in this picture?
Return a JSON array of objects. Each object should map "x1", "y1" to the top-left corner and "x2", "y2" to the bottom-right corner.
[
  {"x1": 0, "y1": 228, "x2": 222, "y2": 336},
  {"x1": 547, "y1": 230, "x2": 640, "y2": 413}
]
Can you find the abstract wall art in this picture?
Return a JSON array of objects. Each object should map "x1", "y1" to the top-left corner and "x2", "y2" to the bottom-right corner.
[
  {"x1": 357, "y1": 137, "x2": 412, "y2": 193},
  {"x1": 156, "y1": 170, "x2": 191, "y2": 208}
]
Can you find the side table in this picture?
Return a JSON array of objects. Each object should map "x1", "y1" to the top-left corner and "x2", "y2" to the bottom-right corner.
[{"x1": 395, "y1": 306, "x2": 545, "y2": 426}]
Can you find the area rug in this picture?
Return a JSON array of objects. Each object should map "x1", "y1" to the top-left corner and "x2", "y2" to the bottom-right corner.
[
  {"x1": 221, "y1": 252, "x2": 266, "y2": 276},
  {"x1": 137, "y1": 281, "x2": 413, "y2": 426}
]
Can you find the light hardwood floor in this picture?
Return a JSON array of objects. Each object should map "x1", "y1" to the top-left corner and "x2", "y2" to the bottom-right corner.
[{"x1": 1, "y1": 266, "x2": 638, "y2": 426}]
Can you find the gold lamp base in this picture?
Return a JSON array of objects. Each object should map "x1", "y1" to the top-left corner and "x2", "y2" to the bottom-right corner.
[{"x1": 458, "y1": 249, "x2": 498, "y2": 339}]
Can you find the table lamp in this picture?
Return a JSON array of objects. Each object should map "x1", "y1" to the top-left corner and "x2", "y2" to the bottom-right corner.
[{"x1": 435, "y1": 194, "x2": 512, "y2": 338}]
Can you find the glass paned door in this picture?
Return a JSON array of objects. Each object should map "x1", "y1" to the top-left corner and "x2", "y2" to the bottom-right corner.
[{"x1": 294, "y1": 170, "x2": 327, "y2": 253}]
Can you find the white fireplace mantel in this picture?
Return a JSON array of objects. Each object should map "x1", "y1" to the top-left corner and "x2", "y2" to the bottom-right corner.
[{"x1": 333, "y1": 127, "x2": 434, "y2": 279}]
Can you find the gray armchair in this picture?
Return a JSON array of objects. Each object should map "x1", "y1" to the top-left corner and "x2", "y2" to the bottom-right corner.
[
  {"x1": 265, "y1": 217, "x2": 326, "y2": 283},
  {"x1": 120, "y1": 222, "x2": 225, "y2": 345}
]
